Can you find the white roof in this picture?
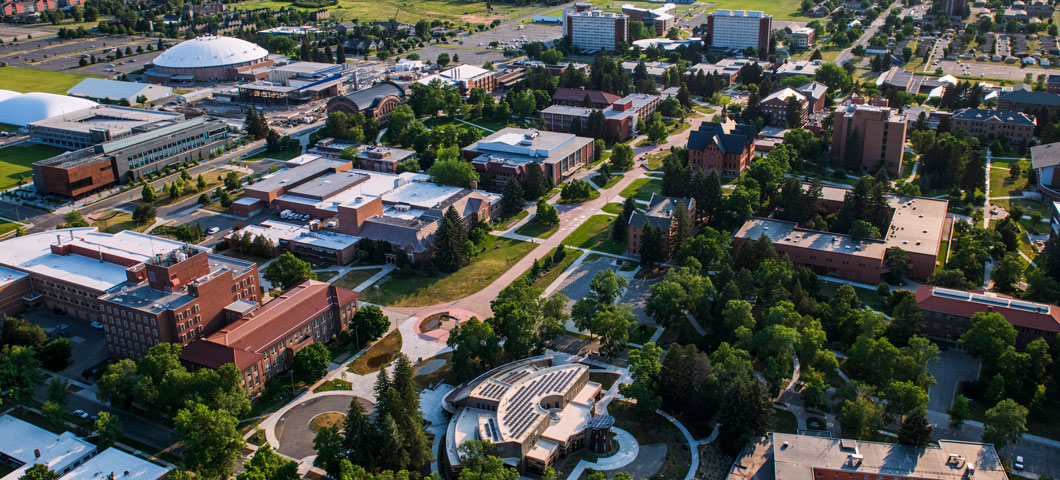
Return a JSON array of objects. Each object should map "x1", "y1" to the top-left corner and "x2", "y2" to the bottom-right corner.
[
  {"x1": 234, "y1": 220, "x2": 361, "y2": 250},
  {"x1": 60, "y1": 448, "x2": 170, "y2": 480},
  {"x1": 0, "y1": 92, "x2": 98, "y2": 127},
  {"x1": 67, "y1": 78, "x2": 171, "y2": 102},
  {"x1": 152, "y1": 35, "x2": 269, "y2": 69},
  {"x1": 0, "y1": 89, "x2": 20, "y2": 102},
  {"x1": 0, "y1": 416, "x2": 96, "y2": 480},
  {"x1": 0, "y1": 228, "x2": 189, "y2": 292}
]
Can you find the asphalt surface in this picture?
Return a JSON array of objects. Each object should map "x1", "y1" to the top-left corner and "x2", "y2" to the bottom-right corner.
[
  {"x1": 274, "y1": 394, "x2": 371, "y2": 460},
  {"x1": 925, "y1": 349, "x2": 980, "y2": 412},
  {"x1": 0, "y1": 33, "x2": 157, "y2": 75},
  {"x1": 835, "y1": 0, "x2": 903, "y2": 66},
  {"x1": 33, "y1": 383, "x2": 180, "y2": 451}
]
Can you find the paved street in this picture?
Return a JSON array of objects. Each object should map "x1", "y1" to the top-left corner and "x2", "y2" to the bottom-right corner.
[{"x1": 835, "y1": 0, "x2": 903, "y2": 65}]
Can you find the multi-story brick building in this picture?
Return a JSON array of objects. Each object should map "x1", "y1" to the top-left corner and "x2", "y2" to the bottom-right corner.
[
  {"x1": 686, "y1": 119, "x2": 757, "y2": 177},
  {"x1": 325, "y1": 81, "x2": 406, "y2": 125},
  {"x1": 760, "y1": 87, "x2": 808, "y2": 127},
  {"x1": 788, "y1": 27, "x2": 816, "y2": 48},
  {"x1": 951, "y1": 108, "x2": 1036, "y2": 144},
  {"x1": 734, "y1": 195, "x2": 948, "y2": 285},
  {"x1": 181, "y1": 280, "x2": 358, "y2": 396},
  {"x1": 830, "y1": 99, "x2": 907, "y2": 176},
  {"x1": 563, "y1": 3, "x2": 628, "y2": 52},
  {"x1": 997, "y1": 90, "x2": 1060, "y2": 115},
  {"x1": 626, "y1": 194, "x2": 695, "y2": 258},
  {"x1": 914, "y1": 285, "x2": 1060, "y2": 348},
  {"x1": 307, "y1": 138, "x2": 416, "y2": 173},
  {"x1": 540, "y1": 93, "x2": 660, "y2": 141},
  {"x1": 939, "y1": 0, "x2": 966, "y2": 16},
  {"x1": 463, "y1": 128, "x2": 595, "y2": 187},
  {"x1": 705, "y1": 10, "x2": 771, "y2": 53},
  {"x1": 552, "y1": 88, "x2": 621, "y2": 109},
  {"x1": 97, "y1": 245, "x2": 260, "y2": 359}
]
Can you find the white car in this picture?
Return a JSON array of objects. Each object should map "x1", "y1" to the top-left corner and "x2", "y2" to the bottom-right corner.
[
  {"x1": 90, "y1": 321, "x2": 103, "y2": 330},
  {"x1": 206, "y1": 226, "x2": 220, "y2": 234},
  {"x1": 73, "y1": 409, "x2": 89, "y2": 419},
  {"x1": 1014, "y1": 456, "x2": 1024, "y2": 471}
]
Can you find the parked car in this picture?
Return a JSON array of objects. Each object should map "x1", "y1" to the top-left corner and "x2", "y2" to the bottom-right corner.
[
  {"x1": 90, "y1": 321, "x2": 104, "y2": 330},
  {"x1": 73, "y1": 409, "x2": 89, "y2": 419},
  {"x1": 206, "y1": 226, "x2": 220, "y2": 234},
  {"x1": 1014, "y1": 456, "x2": 1024, "y2": 471}
]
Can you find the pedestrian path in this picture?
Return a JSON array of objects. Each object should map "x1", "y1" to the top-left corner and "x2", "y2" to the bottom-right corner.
[{"x1": 656, "y1": 409, "x2": 699, "y2": 480}]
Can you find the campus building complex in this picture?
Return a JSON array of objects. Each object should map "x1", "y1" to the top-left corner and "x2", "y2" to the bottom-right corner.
[
  {"x1": 551, "y1": 88, "x2": 621, "y2": 109},
  {"x1": 237, "y1": 61, "x2": 356, "y2": 105},
  {"x1": 686, "y1": 119, "x2": 757, "y2": 178},
  {"x1": 145, "y1": 36, "x2": 272, "y2": 83},
  {"x1": 181, "y1": 280, "x2": 359, "y2": 396},
  {"x1": 463, "y1": 128, "x2": 596, "y2": 188},
  {"x1": 1033, "y1": 141, "x2": 1060, "y2": 200},
  {"x1": 28, "y1": 106, "x2": 185, "y2": 150},
  {"x1": 734, "y1": 193, "x2": 949, "y2": 285},
  {"x1": 627, "y1": 194, "x2": 696, "y2": 258},
  {"x1": 830, "y1": 99, "x2": 907, "y2": 176},
  {"x1": 563, "y1": 3, "x2": 629, "y2": 52},
  {"x1": 308, "y1": 138, "x2": 416, "y2": 173},
  {"x1": 705, "y1": 10, "x2": 772, "y2": 53},
  {"x1": 540, "y1": 93, "x2": 660, "y2": 141},
  {"x1": 417, "y1": 65, "x2": 497, "y2": 95},
  {"x1": 443, "y1": 356, "x2": 603, "y2": 473},
  {"x1": 951, "y1": 108, "x2": 1036, "y2": 144},
  {"x1": 32, "y1": 116, "x2": 230, "y2": 197},
  {"x1": 728, "y1": 433, "x2": 1006, "y2": 480},
  {"x1": 621, "y1": 3, "x2": 675, "y2": 35},
  {"x1": 915, "y1": 285, "x2": 1060, "y2": 347},
  {"x1": 229, "y1": 220, "x2": 362, "y2": 265}
]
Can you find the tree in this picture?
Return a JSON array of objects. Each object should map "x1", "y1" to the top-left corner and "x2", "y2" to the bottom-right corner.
[
  {"x1": 595, "y1": 304, "x2": 635, "y2": 358},
  {"x1": 342, "y1": 398, "x2": 375, "y2": 468},
  {"x1": 619, "y1": 342, "x2": 662, "y2": 414},
  {"x1": 815, "y1": 62, "x2": 852, "y2": 92},
  {"x1": 447, "y1": 317, "x2": 501, "y2": 380},
  {"x1": 611, "y1": 143, "x2": 634, "y2": 170},
  {"x1": 898, "y1": 408, "x2": 933, "y2": 446},
  {"x1": 263, "y1": 252, "x2": 316, "y2": 291},
  {"x1": 132, "y1": 203, "x2": 156, "y2": 225},
  {"x1": 611, "y1": 198, "x2": 632, "y2": 242},
  {"x1": 293, "y1": 342, "x2": 330, "y2": 383},
  {"x1": 437, "y1": 53, "x2": 450, "y2": 66},
  {"x1": 238, "y1": 444, "x2": 298, "y2": 480},
  {"x1": 427, "y1": 155, "x2": 479, "y2": 188},
  {"x1": 839, "y1": 396, "x2": 885, "y2": 440},
  {"x1": 141, "y1": 183, "x2": 156, "y2": 203},
  {"x1": 502, "y1": 177, "x2": 524, "y2": 215},
  {"x1": 959, "y1": 312, "x2": 1016, "y2": 374},
  {"x1": 991, "y1": 253, "x2": 1023, "y2": 293},
  {"x1": 536, "y1": 199, "x2": 559, "y2": 227},
  {"x1": 224, "y1": 172, "x2": 241, "y2": 191},
  {"x1": 717, "y1": 376, "x2": 773, "y2": 456},
  {"x1": 646, "y1": 281, "x2": 687, "y2": 328},
  {"x1": 19, "y1": 464, "x2": 59, "y2": 480},
  {"x1": 884, "y1": 247, "x2": 910, "y2": 283},
  {"x1": 175, "y1": 403, "x2": 245, "y2": 480},
  {"x1": 313, "y1": 425, "x2": 344, "y2": 477},
  {"x1": 639, "y1": 224, "x2": 665, "y2": 270},
  {"x1": 96, "y1": 358, "x2": 137, "y2": 407},
  {"x1": 982, "y1": 398, "x2": 1028, "y2": 449},
  {"x1": 351, "y1": 305, "x2": 390, "y2": 349},
  {"x1": 37, "y1": 338, "x2": 71, "y2": 370},
  {"x1": 457, "y1": 441, "x2": 519, "y2": 480},
  {"x1": 94, "y1": 412, "x2": 123, "y2": 448},
  {"x1": 41, "y1": 401, "x2": 66, "y2": 431},
  {"x1": 433, "y1": 206, "x2": 469, "y2": 272},
  {"x1": 62, "y1": 210, "x2": 88, "y2": 228},
  {"x1": 949, "y1": 394, "x2": 972, "y2": 427}
]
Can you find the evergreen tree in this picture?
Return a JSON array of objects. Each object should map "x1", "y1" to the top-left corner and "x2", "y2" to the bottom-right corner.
[
  {"x1": 611, "y1": 198, "x2": 631, "y2": 241},
  {"x1": 433, "y1": 206, "x2": 468, "y2": 272},
  {"x1": 640, "y1": 224, "x2": 665, "y2": 270},
  {"x1": 336, "y1": 42, "x2": 346, "y2": 64},
  {"x1": 502, "y1": 177, "x2": 524, "y2": 215},
  {"x1": 898, "y1": 408, "x2": 933, "y2": 446},
  {"x1": 522, "y1": 162, "x2": 547, "y2": 200},
  {"x1": 341, "y1": 398, "x2": 375, "y2": 468}
]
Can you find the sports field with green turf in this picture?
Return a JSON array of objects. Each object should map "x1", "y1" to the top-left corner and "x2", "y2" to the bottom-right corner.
[
  {"x1": 0, "y1": 144, "x2": 68, "y2": 190},
  {"x1": 0, "y1": 67, "x2": 96, "y2": 95}
]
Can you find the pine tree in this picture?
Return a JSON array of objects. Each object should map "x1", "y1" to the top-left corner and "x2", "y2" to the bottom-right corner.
[
  {"x1": 341, "y1": 398, "x2": 375, "y2": 468},
  {"x1": 640, "y1": 224, "x2": 664, "y2": 270},
  {"x1": 433, "y1": 206, "x2": 468, "y2": 272},
  {"x1": 502, "y1": 177, "x2": 524, "y2": 215},
  {"x1": 675, "y1": 202, "x2": 692, "y2": 244},
  {"x1": 612, "y1": 198, "x2": 633, "y2": 241},
  {"x1": 336, "y1": 42, "x2": 346, "y2": 64},
  {"x1": 391, "y1": 355, "x2": 430, "y2": 468}
]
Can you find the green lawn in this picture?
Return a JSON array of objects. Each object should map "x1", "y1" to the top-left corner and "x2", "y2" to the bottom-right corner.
[
  {"x1": 557, "y1": 188, "x2": 600, "y2": 204},
  {"x1": 228, "y1": 0, "x2": 544, "y2": 23},
  {"x1": 992, "y1": 197, "x2": 1051, "y2": 218},
  {"x1": 0, "y1": 143, "x2": 68, "y2": 190},
  {"x1": 422, "y1": 116, "x2": 496, "y2": 133},
  {"x1": 333, "y1": 268, "x2": 383, "y2": 290},
  {"x1": 90, "y1": 211, "x2": 150, "y2": 234},
  {"x1": 313, "y1": 379, "x2": 352, "y2": 393},
  {"x1": 527, "y1": 246, "x2": 580, "y2": 290},
  {"x1": 601, "y1": 202, "x2": 627, "y2": 215},
  {"x1": 0, "y1": 219, "x2": 18, "y2": 237},
  {"x1": 561, "y1": 214, "x2": 626, "y2": 255},
  {"x1": 0, "y1": 67, "x2": 97, "y2": 94},
  {"x1": 315, "y1": 270, "x2": 340, "y2": 282},
  {"x1": 348, "y1": 330, "x2": 402, "y2": 375},
  {"x1": 515, "y1": 218, "x2": 558, "y2": 239},
  {"x1": 989, "y1": 163, "x2": 1030, "y2": 198},
  {"x1": 243, "y1": 149, "x2": 301, "y2": 161},
  {"x1": 359, "y1": 235, "x2": 536, "y2": 307},
  {"x1": 623, "y1": 178, "x2": 662, "y2": 202},
  {"x1": 771, "y1": 409, "x2": 799, "y2": 434},
  {"x1": 644, "y1": 152, "x2": 668, "y2": 170}
]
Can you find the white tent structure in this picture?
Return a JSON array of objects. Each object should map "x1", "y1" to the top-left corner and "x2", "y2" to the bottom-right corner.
[{"x1": 0, "y1": 92, "x2": 98, "y2": 126}]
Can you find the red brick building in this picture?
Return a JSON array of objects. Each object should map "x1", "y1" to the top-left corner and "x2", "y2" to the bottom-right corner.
[
  {"x1": 325, "y1": 81, "x2": 406, "y2": 125},
  {"x1": 464, "y1": 128, "x2": 596, "y2": 187},
  {"x1": 915, "y1": 285, "x2": 1060, "y2": 347},
  {"x1": 830, "y1": 99, "x2": 907, "y2": 176},
  {"x1": 760, "y1": 87, "x2": 808, "y2": 127},
  {"x1": 181, "y1": 280, "x2": 358, "y2": 396},
  {"x1": 951, "y1": 108, "x2": 1036, "y2": 144},
  {"x1": 686, "y1": 119, "x2": 757, "y2": 178},
  {"x1": 627, "y1": 194, "x2": 695, "y2": 258},
  {"x1": 552, "y1": 88, "x2": 621, "y2": 109},
  {"x1": 541, "y1": 93, "x2": 660, "y2": 142},
  {"x1": 97, "y1": 246, "x2": 260, "y2": 359}
]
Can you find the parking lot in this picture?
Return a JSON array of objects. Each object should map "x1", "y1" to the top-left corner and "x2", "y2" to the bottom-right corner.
[
  {"x1": 22, "y1": 308, "x2": 109, "y2": 379},
  {"x1": 414, "y1": 22, "x2": 561, "y2": 65},
  {"x1": 926, "y1": 349, "x2": 980, "y2": 412},
  {"x1": 0, "y1": 33, "x2": 157, "y2": 72}
]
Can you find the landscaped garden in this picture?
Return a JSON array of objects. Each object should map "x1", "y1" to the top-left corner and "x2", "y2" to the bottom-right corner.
[
  {"x1": 348, "y1": 330, "x2": 402, "y2": 375},
  {"x1": 358, "y1": 235, "x2": 536, "y2": 307},
  {"x1": 332, "y1": 268, "x2": 383, "y2": 290}
]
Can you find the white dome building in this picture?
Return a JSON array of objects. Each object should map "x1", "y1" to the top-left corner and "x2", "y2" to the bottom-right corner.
[
  {"x1": 0, "y1": 92, "x2": 98, "y2": 127},
  {"x1": 145, "y1": 35, "x2": 271, "y2": 83},
  {"x1": 0, "y1": 89, "x2": 20, "y2": 102}
]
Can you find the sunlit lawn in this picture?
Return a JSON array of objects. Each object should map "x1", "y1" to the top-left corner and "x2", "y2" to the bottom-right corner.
[{"x1": 561, "y1": 214, "x2": 626, "y2": 255}]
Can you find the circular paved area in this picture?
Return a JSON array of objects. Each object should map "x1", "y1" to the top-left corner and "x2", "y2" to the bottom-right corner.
[{"x1": 274, "y1": 394, "x2": 372, "y2": 460}]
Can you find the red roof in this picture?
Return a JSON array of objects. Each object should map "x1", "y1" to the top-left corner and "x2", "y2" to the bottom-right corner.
[
  {"x1": 181, "y1": 280, "x2": 359, "y2": 370},
  {"x1": 915, "y1": 285, "x2": 1060, "y2": 333},
  {"x1": 553, "y1": 87, "x2": 621, "y2": 106}
]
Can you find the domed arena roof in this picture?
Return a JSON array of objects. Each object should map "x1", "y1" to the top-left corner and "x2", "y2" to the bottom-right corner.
[
  {"x1": 0, "y1": 92, "x2": 98, "y2": 126},
  {"x1": 0, "y1": 89, "x2": 20, "y2": 102},
  {"x1": 152, "y1": 35, "x2": 269, "y2": 69}
]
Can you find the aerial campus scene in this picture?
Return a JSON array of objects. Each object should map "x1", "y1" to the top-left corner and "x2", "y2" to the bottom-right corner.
[{"x1": 4, "y1": 0, "x2": 1060, "y2": 479}]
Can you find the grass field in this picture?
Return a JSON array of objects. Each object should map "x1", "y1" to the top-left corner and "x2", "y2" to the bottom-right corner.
[
  {"x1": 90, "y1": 211, "x2": 151, "y2": 234},
  {"x1": 0, "y1": 219, "x2": 19, "y2": 237},
  {"x1": 771, "y1": 409, "x2": 799, "y2": 434},
  {"x1": 515, "y1": 217, "x2": 558, "y2": 238},
  {"x1": 601, "y1": 202, "x2": 626, "y2": 215},
  {"x1": 313, "y1": 379, "x2": 352, "y2": 393},
  {"x1": 989, "y1": 162, "x2": 1030, "y2": 198},
  {"x1": 243, "y1": 149, "x2": 301, "y2": 162},
  {"x1": 230, "y1": 0, "x2": 544, "y2": 25},
  {"x1": 527, "y1": 246, "x2": 580, "y2": 290},
  {"x1": 992, "y1": 197, "x2": 1051, "y2": 218},
  {"x1": 0, "y1": 143, "x2": 68, "y2": 190},
  {"x1": 333, "y1": 268, "x2": 383, "y2": 290},
  {"x1": 619, "y1": 177, "x2": 663, "y2": 202},
  {"x1": 0, "y1": 67, "x2": 96, "y2": 95},
  {"x1": 349, "y1": 330, "x2": 402, "y2": 375},
  {"x1": 561, "y1": 214, "x2": 626, "y2": 255},
  {"x1": 359, "y1": 235, "x2": 536, "y2": 306}
]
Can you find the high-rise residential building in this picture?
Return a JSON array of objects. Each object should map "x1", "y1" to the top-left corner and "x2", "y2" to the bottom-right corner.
[
  {"x1": 830, "y1": 98, "x2": 908, "y2": 176},
  {"x1": 563, "y1": 3, "x2": 629, "y2": 52},
  {"x1": 705, "y1": 9, "x2": 772, "y2": 53},
  {"x1": 939, "y1": 0, "x2": 966, "y2": 17}
]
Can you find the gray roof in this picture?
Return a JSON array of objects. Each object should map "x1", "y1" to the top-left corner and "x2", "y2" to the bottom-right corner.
[
  {"x1": 1032, "y1": 141, "x2": 1060, "y2": 169},
  {"x1": 796, "y1": 81, "x2": 829, "y2": 100},
  {"x1": 338, "y1": 81, "x2": 405, "y2": 110},
  {"x1": 688, "y1": 121, "x2": 756, "y2": 153},
  {"x1": 629, "y1": 194, "x2": 692, "y2": 229},
  {"x1": 952, "y1": 108, "x2": 1036, "y2": 126},
  {"x1": 999, "y1": 90, "x2": 1060, "y2": 107}
]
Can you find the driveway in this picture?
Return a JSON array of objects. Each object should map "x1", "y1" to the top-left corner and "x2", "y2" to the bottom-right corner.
[
  {"x1": 556, "y1": 256, "x2": 623, "y2": 301},
  {"x1": 274, "y1": 394, "x2": 372, "y2": 460},
  {"x1": 23, "y1": 309, "x2": 109, "y2": 379},
  {"x1": 926, "y1": 349, "x2": 980, "y2": 412}
]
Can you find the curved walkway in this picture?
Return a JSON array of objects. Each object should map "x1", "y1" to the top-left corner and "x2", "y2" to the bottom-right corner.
[
  {"x1": 656, "y1": 410, "x2": 700, "y2": 480},
  {"x1": 564, "y1": 428, "x2": 639, "y2": 480}
]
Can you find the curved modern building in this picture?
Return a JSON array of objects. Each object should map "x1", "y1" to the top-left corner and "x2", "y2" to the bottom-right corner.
[
  {"x1": 325, "y1": 81, "x2": 406, "y2": 125},
  {"x1": 0, "y1": 92, "x2": 98, "y2": 127},
  {"x1": 145, "y1": 35, "x2": 271, "y2": 82},
  {"x1": 442, "y1": 356, "x2": 602, "y2": 473}
]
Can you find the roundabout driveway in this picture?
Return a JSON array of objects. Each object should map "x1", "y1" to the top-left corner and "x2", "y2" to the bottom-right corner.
[{"x1": 273, "y1": 394, "x2": 372, "y2": 460}]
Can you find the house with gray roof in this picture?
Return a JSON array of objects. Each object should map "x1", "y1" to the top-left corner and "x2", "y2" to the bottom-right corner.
[
  {"x1": 952, "y1": 108, "x2": 1036, "y2": 143},
  {"x1": 627, "y1": 193, "x2": 695, "y2": 258}
]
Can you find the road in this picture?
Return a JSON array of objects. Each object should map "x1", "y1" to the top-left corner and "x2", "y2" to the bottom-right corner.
[
  {"x1": 835, "y1": 0, "x2": 903, "y2": 65},
  {"x1": 33, "y1": 382, "x2": 179, "y2": 451}
]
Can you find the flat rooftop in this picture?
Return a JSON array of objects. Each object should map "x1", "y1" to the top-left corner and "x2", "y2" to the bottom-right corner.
[
  {"x1": 288, "y1": 171, "x2": 369, "y2": 200},
  {"x1": 736, "y1": 217, "x2": 889, "y2": 259},
  {"x1": 61, "y1": 448, "x2": 170, "y2": 480},
  {"x1": 99, "y1": 254, "x2": 255, "y2": 314},
  {"x1": 0, "y1": 229, "x2": 190, "y2": 292},
  {"x1": 235, "y1": 220, "x2": 361, "y2": 250},
  {"x1": 246, "y1": 157, "x2": 351, "y2": 194},
  {"x1": 467, "y1": 128, "x2": 592, "y2": 167},
  {"x1": 0, "y1": 415, "x2": 95, "y2": 480},
  {"x1": 29, "y1": 106, "x2": 183, "y2": 135}
]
